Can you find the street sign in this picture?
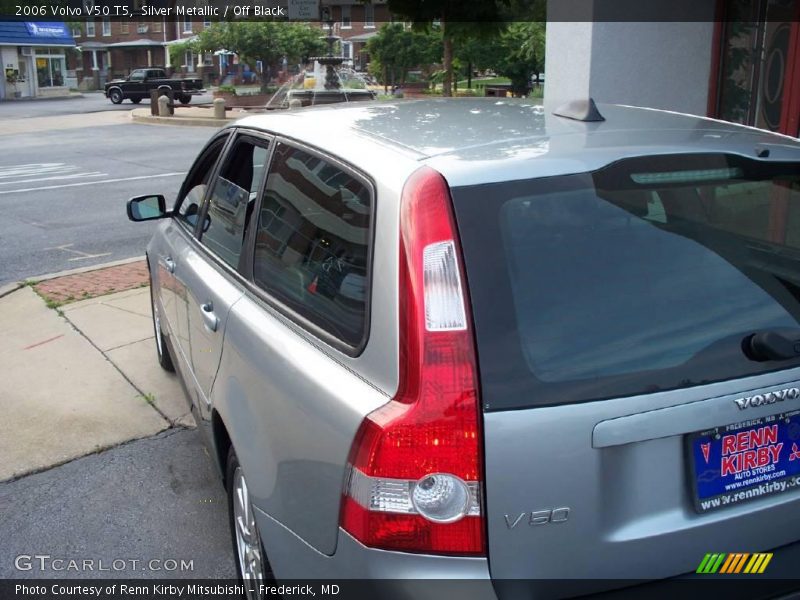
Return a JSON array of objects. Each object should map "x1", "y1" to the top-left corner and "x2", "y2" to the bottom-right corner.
[{"x1": 288, "y1": 0, "x2": 320, "y2": 20}]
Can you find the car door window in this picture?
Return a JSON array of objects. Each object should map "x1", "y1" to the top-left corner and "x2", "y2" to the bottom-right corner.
[
  {"x1": 251, "y1": 142, "x2": 373, "y2": 349},
  {"x1": 174, "y1": 134, "x2": 229, "y2": 232},
  {"x1": 198, "y1": 136, "x2": 270, "y2": 270}
]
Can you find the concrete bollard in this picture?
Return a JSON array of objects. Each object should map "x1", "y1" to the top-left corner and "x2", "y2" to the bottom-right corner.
[
  {"x1": 158, "y1": 94, "x2": 171, "y2": 117},
  {"x1": 213, "y1": 97, "x2": 226, "y2": 119}
]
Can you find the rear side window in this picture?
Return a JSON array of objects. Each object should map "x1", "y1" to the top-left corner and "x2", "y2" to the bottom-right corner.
[
  {"x1": 251, "y1": 142, "x2": 372, "y2": 349},
  {"x1": 452, "y1": 154, "x2": 800, "y2": 410},
  {"x1": 199, "y1": 136, "x2": 270, "y2": 269}
]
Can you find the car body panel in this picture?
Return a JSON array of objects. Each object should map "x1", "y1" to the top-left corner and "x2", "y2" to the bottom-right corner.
[
  {"x1": 481, "y1": 371, "x2": 800, "y2": 583},
  {"x1": 208, "y1": 141, "x2": 418, "y2": 554},
  {"x1": 214, "y1": 294, "x2": 390, "y2": 555},
  {"x1": 254, "y1": 507, "x2": 492, "y2": 583}
]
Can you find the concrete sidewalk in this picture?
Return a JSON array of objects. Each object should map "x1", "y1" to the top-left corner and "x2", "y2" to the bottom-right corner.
[
  {"x1": 131, "y1": 105, "x2": 244, "y2": 127},
  {"x1": 0, "y1": 260, "x2": 192, "y2": 482}
]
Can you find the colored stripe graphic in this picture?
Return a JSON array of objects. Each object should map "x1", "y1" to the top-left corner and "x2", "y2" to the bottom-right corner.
[
  {"x1": 757, "y1": 553, "x2": 773, "y2": 573},
  {"x1": 697, "y1": 553, "x2": 727, "y2": 573},
  {"x1": 719, "y1": 553, "x2": 736, "y2": 574},
  {"x1": 697, "y1": 553, "x2": 773, "y2": 574},
  {"x1": 723, "y1": 553, "x2": 749, "y2": 574},
  {"x1": 696, "y1": 553, "x2": 714, "y2": 573}
]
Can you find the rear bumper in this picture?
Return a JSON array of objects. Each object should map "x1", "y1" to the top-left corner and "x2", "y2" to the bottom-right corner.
[
  {"x1": 254, "y1": 502, "x2": 800, "y2": 600},
  {"x1": 493, "y1": 539, "x2": 800, "y2": 600},
  {"x1": 254, "y1": 506, "x2": 495, "y2": 599}
]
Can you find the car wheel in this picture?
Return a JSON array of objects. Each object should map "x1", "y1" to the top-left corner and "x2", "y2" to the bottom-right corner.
[
  {"x1": 109, "y1": 89, "x2": 123, "y2": 104},
  {"x1": 131, "y1": 97, "x2": 142, "y2": 104},
  {"x1": 149, "y1": 283, "x2": 175, "y2": 372},
  {"x1": 178, "y1": 94, "x2": 191, "y2": 105},
  {"x1": 227, "y1": 447, "x2": 273, "y2": 598}
]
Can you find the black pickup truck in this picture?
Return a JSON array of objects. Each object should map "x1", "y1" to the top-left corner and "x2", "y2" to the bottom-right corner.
[{"x1": 104, "y1": 68, "x2": 204, "y2": 105}]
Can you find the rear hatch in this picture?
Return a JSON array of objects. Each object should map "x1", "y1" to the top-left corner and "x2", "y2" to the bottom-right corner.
[{"x1": 451, "y1": 153, "x2": 800, "y2": 594}]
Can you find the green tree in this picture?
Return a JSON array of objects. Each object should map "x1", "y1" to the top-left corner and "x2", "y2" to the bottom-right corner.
[
  {"x1": 195, "y1": 22, "x2": 325, "y2": 91},
  {"x1": 493, "y1": 22, "x2": 546, "y2": 96},
  {"x1": 366, "y1": 23, "x2": 441, "y2": 92},
  {"x1": 385, "y1": 1, "x2": 506, "y2": 96}
]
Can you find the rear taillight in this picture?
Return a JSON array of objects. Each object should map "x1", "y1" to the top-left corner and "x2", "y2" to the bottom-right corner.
[{"x1": 340, "y1": 167, "x2": 484, "y2": 556}]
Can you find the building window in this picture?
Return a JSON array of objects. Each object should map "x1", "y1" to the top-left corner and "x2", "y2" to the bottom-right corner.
[
  {"x1": 340, "y1": 5, "x2": 351, "y2": 28},
  {"x1": 71, "y1": 24, "x2": 82, "y2": 37},
  {"x1": 153, "y1": 20, "x2": 162, "y2": 33},
  {"x1": 120, "y1": 21, "x2": 129, "y2": 34},
  {"x1": 102, "y1": 18, "x2": 111, "y2": 36},
  {"x1": 364, "y1": 4, "x2": 374, "y2": 27},
  {"x1": 85, "y1": 20, "x2": 95, "y2": 37},
  {"x1": 183, "y1": 18, "x2": 192, "y2": 34},
  {"x1": 341, "y1": 41, "x2": 353, "y2": 62},
  {"x1": 204, "y1": 20, "x2": 211, "y2": 28},
  {"x1": 36, "y1": 50, "x2": 66, "y2": 87},
  {"x1": 185, "y1": 50, "x2": 195, "y2": 72}
]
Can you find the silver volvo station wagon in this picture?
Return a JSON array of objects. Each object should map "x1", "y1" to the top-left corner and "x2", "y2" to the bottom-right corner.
[{"x1": 128, "y1": 99, "x2": 800, "y2": 598}]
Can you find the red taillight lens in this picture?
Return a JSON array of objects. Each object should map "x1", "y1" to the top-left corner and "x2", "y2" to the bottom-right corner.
[{"x1": 340, "y1": 167, "x2": 484, "y2": 556}]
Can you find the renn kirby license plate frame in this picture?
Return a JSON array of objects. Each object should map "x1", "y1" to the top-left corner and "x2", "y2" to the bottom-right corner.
[{"x1": 687, "y1": 410, "x2": 800, "y2": 513}]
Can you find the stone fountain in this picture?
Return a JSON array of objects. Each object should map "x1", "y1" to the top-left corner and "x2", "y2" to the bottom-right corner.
[
  {"x1": 265, "y1": 11, "x2": 376, "y2": 109},
  {"x1": 310, "y1": 19, "x2": 344, "y2": 91}
]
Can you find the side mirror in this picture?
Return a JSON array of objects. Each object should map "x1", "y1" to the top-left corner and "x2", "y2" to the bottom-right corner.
[{"x1": 127, "y1": 194, "x2": 169, "y2": 222}]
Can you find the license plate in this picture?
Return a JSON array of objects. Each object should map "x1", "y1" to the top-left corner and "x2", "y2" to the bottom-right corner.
[{"x1": 689, "y1": 411, "x2": 800, "y2": 512}]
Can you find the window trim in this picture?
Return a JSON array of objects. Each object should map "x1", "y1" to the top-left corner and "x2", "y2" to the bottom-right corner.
[
  {"x1": 171, "y1": 129, "x2": 233, "y2": 234},
  {"x1": 243, "y1": 134, "x2": 377, "y2": 358},
  {"x1": 195, "y1": 131, "x2": 274, "y2": 273}
]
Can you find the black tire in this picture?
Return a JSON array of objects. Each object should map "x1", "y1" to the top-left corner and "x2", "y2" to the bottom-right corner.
[
  {"x1": 178, "y1": 94, "x2": 191, "y2": 105},
  {"x1": 226, "y1": 447, "x2": 274, "y2": 596},
  {"x1": 109, "y1": 89, "x2": 123, "y2": 104},
  {"x1": 131, "y1": 97, "x2": 142, "y2": 104},
  {"x1": 149, "y1": 282, "x2": 175, "y2": 372}
]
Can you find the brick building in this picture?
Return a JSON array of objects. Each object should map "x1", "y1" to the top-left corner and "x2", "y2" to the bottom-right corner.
[
  {"x1": 69, "y1": 16, "x2": 216, "y2": 90},
  {"x1": 321, "y1": 1, "x2": 391, "y2": 71},
  {"x1": 69, "y1": 2, "x2": 393, "y2": 90}
]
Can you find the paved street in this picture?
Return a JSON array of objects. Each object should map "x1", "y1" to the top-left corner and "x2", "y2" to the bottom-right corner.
[
  {"x1": 0, "y1": 101, "x2": 237, "y2": 580},
  {"x1": 0, "y1": 91, "x2": 214, "y2": 119},
  {"x1": 0, "y1": 110, "x2": 216, "y2": 286},
  {"x1": 0, "y1": 429, "x2": 236, "y2": 579}
]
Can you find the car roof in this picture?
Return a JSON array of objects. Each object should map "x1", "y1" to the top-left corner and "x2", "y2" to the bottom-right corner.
[{"x1": 233, "y1": 99, "x2": 800, "y2": 187}]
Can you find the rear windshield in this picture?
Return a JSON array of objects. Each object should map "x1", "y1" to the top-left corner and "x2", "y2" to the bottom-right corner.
[{"x1": 452, "y1": 154, "x2": 800, "y2": 410}]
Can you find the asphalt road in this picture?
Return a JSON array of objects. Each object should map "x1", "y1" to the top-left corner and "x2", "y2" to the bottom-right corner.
[
  {"x1": 0, "y1": 91, "x2": 214, "y2": 119},
  {"x1": 0, "y1": 429, "x2": 237, "y2": 579},
  {"x1": 0, "y1": 111, "x2": 215, "y2": 286},
  {"x1": 0, "y1": 101, "x2": 241, "y2": 582}
]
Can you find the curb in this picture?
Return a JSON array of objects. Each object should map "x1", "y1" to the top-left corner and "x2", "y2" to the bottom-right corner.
[
  {"x1": 0, "y1": 256, "x2": 146, "y2": 299},
  {"x1": 0, "y1": 93, "x2": 84, "y2": 103},
  {"x1": 130, "y1": 110, "x2": 236, "y2": 128}
]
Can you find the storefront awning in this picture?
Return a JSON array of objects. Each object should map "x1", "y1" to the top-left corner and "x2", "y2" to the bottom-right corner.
[
  {"x1": 77, "y1": 41, "x2": 110, "y2": 50},
  {"x1": 0, "y1": 21, "x2": 76, "y2": 47},
  {"x1": 107, "y1": 39, "x2": 167, "y2": 48},
  {"x1": 345, "y1": 31, "x2": 379, "y2": 43}
]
